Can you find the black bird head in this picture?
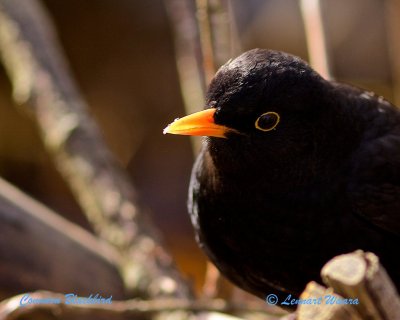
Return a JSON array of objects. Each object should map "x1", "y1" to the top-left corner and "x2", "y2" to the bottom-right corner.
[{"x1": 165, "y1": 49, "x2": 356, "y2": 184}]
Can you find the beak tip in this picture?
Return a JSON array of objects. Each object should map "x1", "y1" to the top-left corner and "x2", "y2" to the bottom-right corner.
[
  {"x1": 163, "y1": 118, "x2": 181, "y2": 135},
  {"x1": 163, "y1": 109, "x2": 230, "y2": 138}
]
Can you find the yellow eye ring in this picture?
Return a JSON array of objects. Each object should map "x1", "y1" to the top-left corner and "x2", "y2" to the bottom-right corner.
[{"x1": 255, "y1": 112, "x2": 280, "y2": 131}]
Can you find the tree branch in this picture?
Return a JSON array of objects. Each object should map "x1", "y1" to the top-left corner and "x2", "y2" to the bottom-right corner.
[
  {"x1": 164, "y1": 0, "x2": 206, "y2": 153},
  {"x1": 296, "y1": 282, "x2": 362, "y2": 320},
  {"x1": 299, "y1": 0, "x2": 332, "y2": 79},
  {"x1": 321, "y1": 251, "x2": 400, "y2": 320},
  {"x1": 0, "y1": 0, "x2": 191, "y2": 300},
  {"x1": 0, "y1": 291, "x2": 286, "y2": 320},
  {"x1": 0, "y1": 177, "x2": 124, "y2": 300}
]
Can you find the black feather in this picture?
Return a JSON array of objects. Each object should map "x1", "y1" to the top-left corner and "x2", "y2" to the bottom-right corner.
[{"x1": 188, "y1": 49, "x2": 400, "y2": 303}]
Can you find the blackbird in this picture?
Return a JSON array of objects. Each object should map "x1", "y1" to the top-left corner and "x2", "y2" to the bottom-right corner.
[{"x1": 164, "y1": 49, "x2": 400, "y2": 302}]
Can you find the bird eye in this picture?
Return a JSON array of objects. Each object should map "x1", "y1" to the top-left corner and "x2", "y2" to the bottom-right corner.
[{"x1": 255, "y1": 112, "x2": 280, "y2": 131}]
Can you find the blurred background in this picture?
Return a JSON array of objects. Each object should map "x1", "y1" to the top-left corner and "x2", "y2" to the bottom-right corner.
[{"x1": 0, "y1": 0, "x2": 398, "y2": 298}]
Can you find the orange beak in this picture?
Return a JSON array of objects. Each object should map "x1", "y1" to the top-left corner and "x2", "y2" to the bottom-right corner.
[{"x1": 163, "y1": 108, "x2": 233, "y2": 138}]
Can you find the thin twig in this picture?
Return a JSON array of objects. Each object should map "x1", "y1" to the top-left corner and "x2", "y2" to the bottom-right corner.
[
  {"x1": 195, "y1": 0, "x2": 241, "y2": 299},
  {"x1": 164, "y1": 0, "x2": 206, "y2": 153},
  {"x1": 384, "y1": 0, "x2": 400, "y2": 106},
  {"x1": 0, "y1": 291, "x2": 287, "y2": 320},
  {"x1": 202, "y1": 262, "x2": 222, "y2": 299},
  {"x1": 226, "y1": 0, "x2": 241, "y2": 58},
  {"x1": 196, "y1": 0, "x2": 217, "y2": 83},
  {"x1": 299, "y1": 0, "x2": 332, "y2": 79},
  {"x1": 208, "y1": 0, "x2": 240, "y2": 67}
]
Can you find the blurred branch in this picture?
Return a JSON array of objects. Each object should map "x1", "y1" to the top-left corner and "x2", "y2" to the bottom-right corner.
[
  {"x1": 202, "y1": 262, "x2": 223, "y2": 299},
  {"x1": 194, "y1": 0, "x2": 241, "y2": 299},
  {"x1": 196, "y1": 0, "x2": 240, "y2": 80},
  {"x1": 207, "y1": 0, "x2": 241, "y2": 67},
  {"x1": 196, "y1": 0, "x2": 217, "y2": 83},
  {"x1": 0, "y1": 291, "x2": 286, "y2": 320},
  {"x1": 0, "y1": 176, "x2": 124, "y2": 299},
  {"x1": 164, "y1": 0, "x2": 240, "y2": 154},
  {"x1": 164, "y1": 0, "x2": 206, "y2": 113},
  {"x1": 384, "y1": 0, "x2": 400, "y2": 106},
  {"x1": 0, "y1": 0, "x2": 192, "y2": 300},
  {"x1": 164, "y1": 0, "x2": 205, "y2": 152},
  {"x1": 226, "y1": 0, "x2": 241, "y2": 58},
  {"x1": 299, "y1": 0, "x2": 332, "y2": 79}
]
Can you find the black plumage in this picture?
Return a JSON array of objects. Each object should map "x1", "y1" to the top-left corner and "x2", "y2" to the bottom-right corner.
[{"x1": 165, "y1": 49, "x2": 400, "y2": 302}]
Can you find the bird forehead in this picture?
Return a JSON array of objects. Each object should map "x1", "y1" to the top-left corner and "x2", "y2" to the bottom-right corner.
[
  {"x1": 219, "y1": 49, "x2": 307, "y2": 77},
  {"x1": 211, "y1": 58, "x2": 310, "y2": 103}
]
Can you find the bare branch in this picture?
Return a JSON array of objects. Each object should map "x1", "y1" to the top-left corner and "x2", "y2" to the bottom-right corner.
[
  {"x1": 0, "y1": 0, "x2": 191, "y2": 300},
  {"x1": 164, "y1": 0, "x2": 206, "y2": 152},
  {"x1": 207, "y1": 0, "x2": 240, "y2": 67},
  {"x1": 0, "y1": 291, "x2": 286, "y2": 320},
  {"x1": 296, "y1": 282, "x2": 362, "y2": 320},
  {"x1": 299, "y1": 0, "x2": 332, "y2": 79},
  {"x1": 321, "y1": 251, "x2": 400, "y2": 320},
  {"x1": 384, "y1": 0, "x2": 400, "y2": 105},
  {"x1": 0, "y1": 177, "x2": 124, "y2": 299},
  {"x1": 196, "y1": 0, "x2": 217, "y2": 83}
]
